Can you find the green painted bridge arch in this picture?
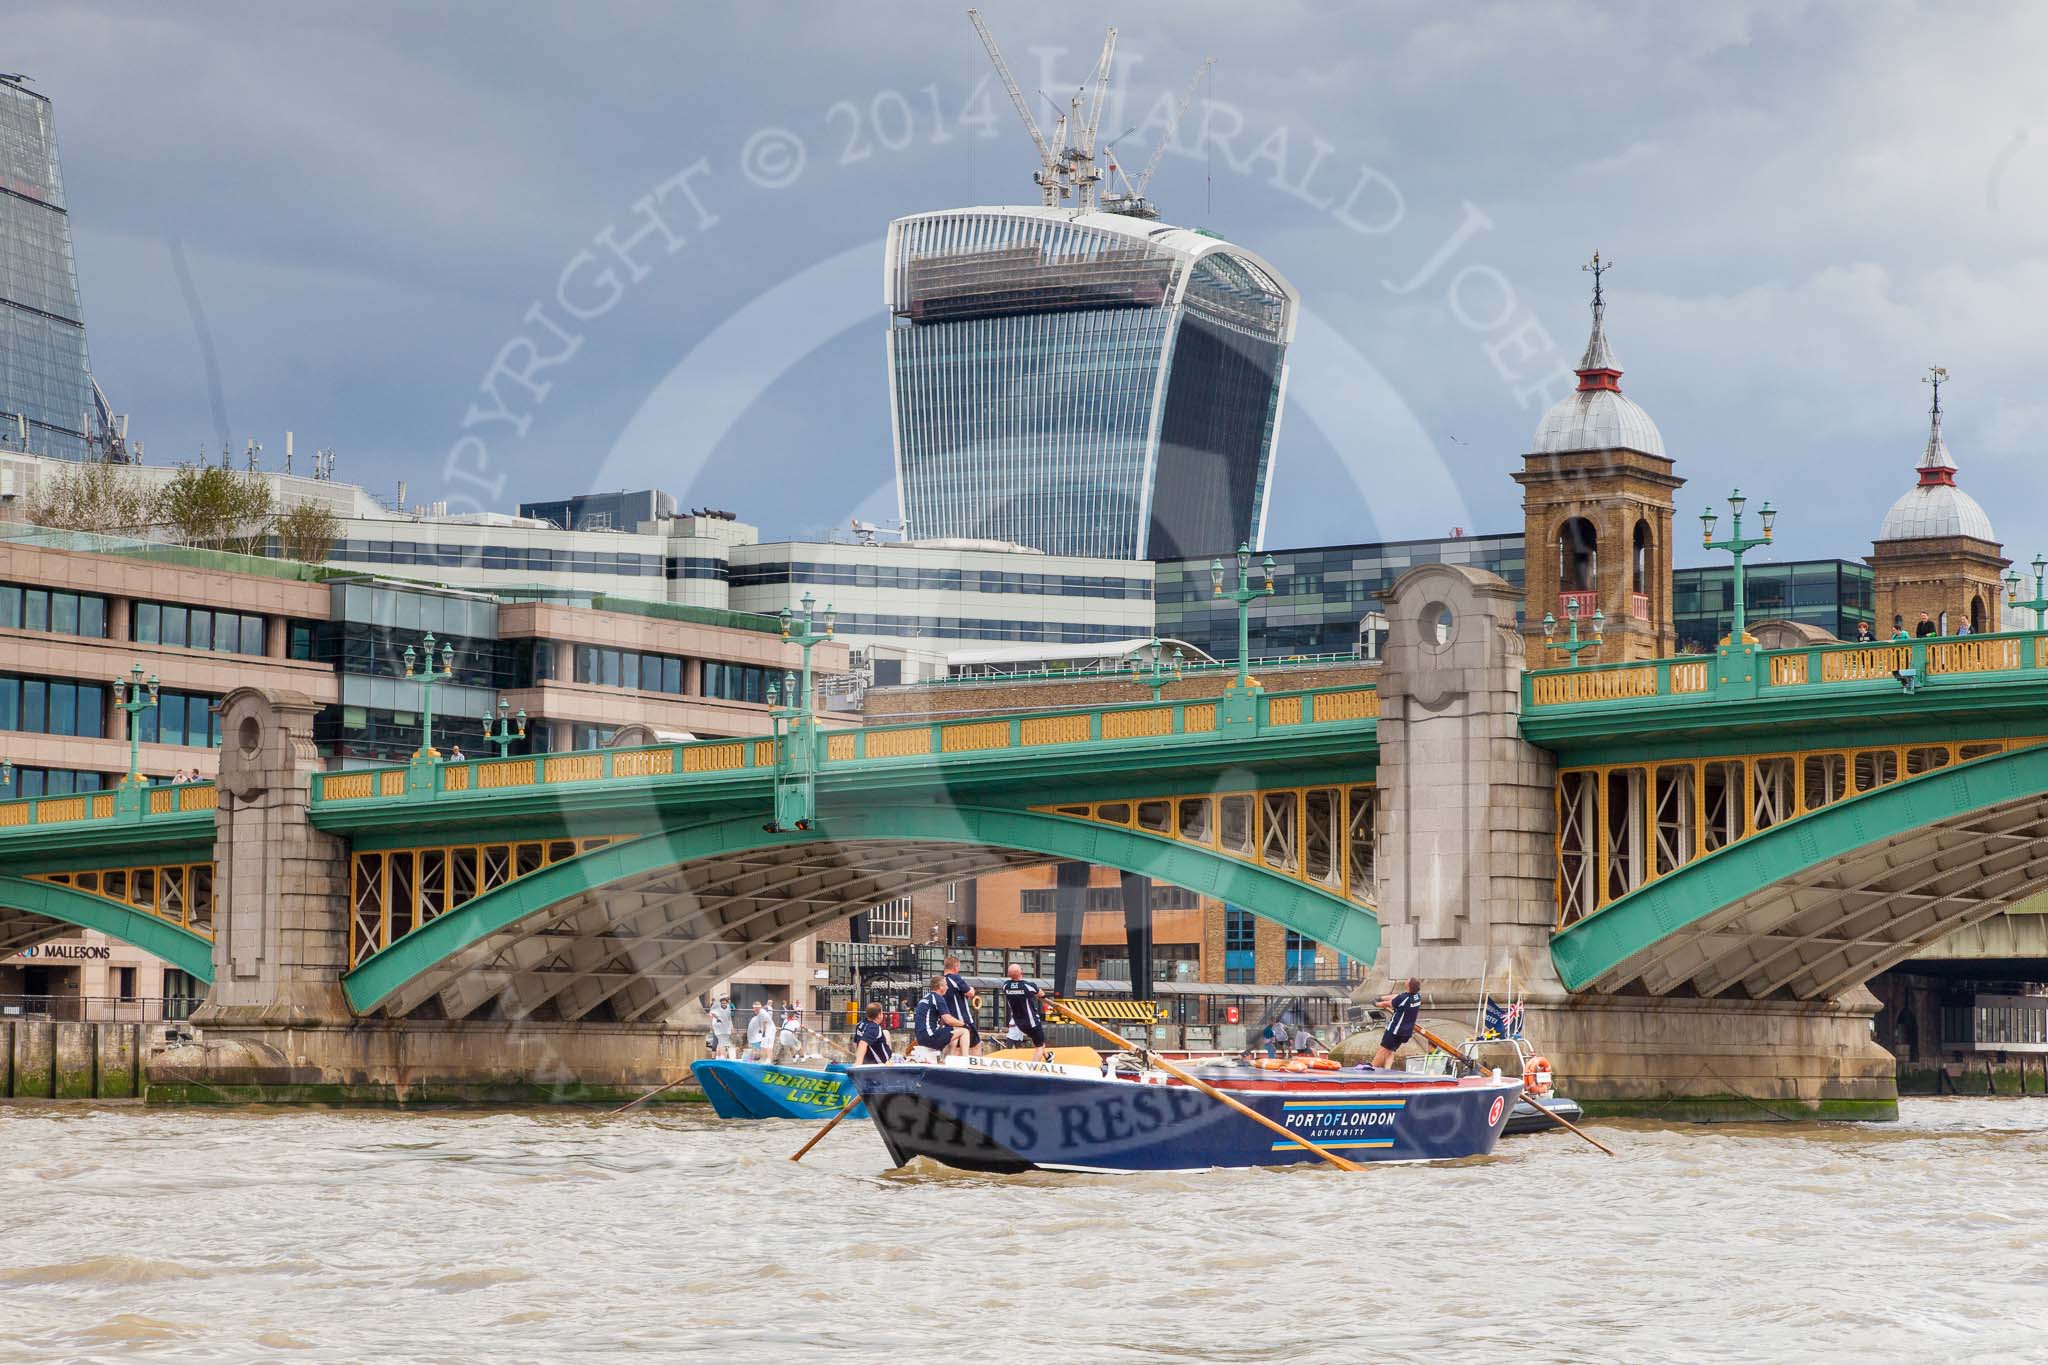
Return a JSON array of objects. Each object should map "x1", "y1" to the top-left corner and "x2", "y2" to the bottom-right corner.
[
  {"x1": 0, "y1": 875, "x2": 217, "y2": 984},
  {"x1": 342, "y1": 804, "x2": 1381, "y2": 1021},
  {"x1": 1551, "y1": 743, "x2": 2048, "y2": 1001}
]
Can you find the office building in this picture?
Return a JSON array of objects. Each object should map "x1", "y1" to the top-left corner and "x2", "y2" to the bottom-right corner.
[
  {"x1": 0, "y1": 75, "x2": 104, "y2": 461},
  {"x1": 886, "y1": 206, "x2": 1297, "y2": 561},
  {"x1": 1155, "y1": 533, "x2": 1525, "y2": 661},
  {"x1": 0, "y1": 524, "x2": 847, "y2": 1017}
]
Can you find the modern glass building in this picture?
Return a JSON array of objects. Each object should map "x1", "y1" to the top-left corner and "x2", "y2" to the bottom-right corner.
[
  {"x1": 1155, "y1": 533, "x2": 1525, "y2": 660},
  {"x1": 1671, "y1": 558, "x2": 1874, "y2": 651},
  {"x1": 0, "y1": 76, "x2": 98, "y2": 460},
  {"x1": 1157, "y1": 533, "x2": 1872, "y2": 661},
  {"x1": 887, "y1": 207, "x2": 1297, "y2": 562}
]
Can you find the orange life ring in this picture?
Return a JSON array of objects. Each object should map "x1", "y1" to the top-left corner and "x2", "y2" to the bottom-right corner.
[{"x1": 1523, "y1": 1055, "x2": 1553, "y2": 1096}]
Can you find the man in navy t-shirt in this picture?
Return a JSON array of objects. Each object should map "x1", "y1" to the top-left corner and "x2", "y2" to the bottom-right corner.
[
  {"x1": 853, "y1": 1003, "x2": 893, "y2": 1065},
  {"x1": 1373, "y1": 977, "x2": 1424, "y2": 1069},
  {"x1": 1000, "y1": 963, "x2": 1048, "y2": 1056},
  {"x1": 914, "y1": 974, "x2": 968, "y2": 1056},
  {"x1": 942, "y1": 954, "x2": 981, "y2": 1055}
]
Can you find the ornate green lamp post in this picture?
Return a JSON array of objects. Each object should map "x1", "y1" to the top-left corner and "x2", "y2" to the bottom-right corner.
[
  {"x1": 1, "y1": 759, "x2": 12, "y2": 791},
  {"x1": 777, "y1": 593, "x2": 836, "y2": 735},
  {"x1": 1211, "y1": 543, "x2": 1276, "y2": 727},
  {"x1": 1541, "y1": 595, "x2": 1605, "y2": 666},
  {"x1": 401, "y1": 633, "x2": 456, "y2": 769},
  {"x1": 112, "y1": 663, "x2": 159, "y2": 789},
  {"x1": 1128, "y1": 637, "x2": 1185, "y2": 701},
  {"x1": 482, "y1": 696, "x2": 527, "y2": 758},
  {"x1": 1700, "y1": 488, "x2": 1776, "y2": 646},
  {"x1": 768, "y1": 595, "x2": 835, "y2": 833},
  {"x1": 2005, "y1": 554, "x2": 2048, "y2": 631}
]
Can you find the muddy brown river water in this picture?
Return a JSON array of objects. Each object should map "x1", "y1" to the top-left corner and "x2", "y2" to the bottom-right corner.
[{"x1": 3, "y1": 1098, "x2": 2045, "y2": 1363}]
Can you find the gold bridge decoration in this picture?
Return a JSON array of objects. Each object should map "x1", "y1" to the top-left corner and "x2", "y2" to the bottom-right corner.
[
  {"x1": 348, "y1": 835, "x2": 625, "y2": 967},
  {"x1": 33, "y1": 863, "x2": 217, "y2": 940},
  {"x1": 1036, "y1": 783, "x2": 1378, "y2": 908},
  {"x1": 1553, "y1": 736, "x2": 2047, "y2": 931},
  {"x1": 1530, "y1": 666, "x2": 1661, "y2": 707}
]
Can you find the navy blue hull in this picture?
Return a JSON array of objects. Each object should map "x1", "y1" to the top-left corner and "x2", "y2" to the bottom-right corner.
[
  {"x1": 849, "y1": 1063, "x2": 1521, "y2": 1172},
  {"x1": 695, "y1": 1060, "x2": 865, "y2": 1120}
]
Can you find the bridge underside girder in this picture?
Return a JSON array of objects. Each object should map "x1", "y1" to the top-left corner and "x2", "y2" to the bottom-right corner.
[
  {"x1": 371, "y1": 840, "x2": 1051, "y2": 1023},
  {"x1": 0, "y1": 908, "x2": 77, "y2": 960},
  {"x1": 1595, "y1": 795, "x2": 2048, "y2": 1001}
]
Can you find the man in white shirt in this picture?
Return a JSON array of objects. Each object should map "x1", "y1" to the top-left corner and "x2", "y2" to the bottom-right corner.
[
  {"x1": 708, "y1": 996, "x2": 734, "y2": 1059},
  {"x1": 744, "y1": 1002, "x2": 775, "y2": 1062}
]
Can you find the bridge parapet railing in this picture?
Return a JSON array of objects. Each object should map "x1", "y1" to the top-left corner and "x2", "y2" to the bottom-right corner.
[
  {"x1": 0, "y1": 780, "x2": 218, "y2": 835},
  {"x1": 1525, "y1": 655, "x2": 1709, "y2": 708},
  {"x1": 1526, "y1": 629, "x2": 2048, "y2": 711},
  {"x1": 309, "y1": 682, "x2": 1382, "y2": 806}
]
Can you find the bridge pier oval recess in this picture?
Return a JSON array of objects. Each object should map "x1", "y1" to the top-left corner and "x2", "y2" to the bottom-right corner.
[
  {"x1": 341, "y1": 804, "x2": 1383, "y2": 1022},
  {"x1": 0, "y1": 874, "x2": 216, "y2": 984}
]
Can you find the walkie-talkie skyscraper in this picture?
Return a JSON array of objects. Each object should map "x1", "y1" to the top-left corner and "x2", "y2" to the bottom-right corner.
[
  {"x1": 886, "y1": 205, "x2": 1297, "y2": 561},
  {"x1": 0, "y1": 74, "x2": 101, "y2": 460}
]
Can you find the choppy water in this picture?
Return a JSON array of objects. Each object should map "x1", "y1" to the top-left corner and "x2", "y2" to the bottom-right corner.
[{"x1": 3, "y1": 1098, "x2": 2046, "y2": 1363}]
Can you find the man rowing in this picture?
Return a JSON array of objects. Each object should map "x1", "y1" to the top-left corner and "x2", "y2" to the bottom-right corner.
[
  {"x1": 1000, "y1": 963, "x2": 1050, "y2": 1060},
  {"x1": 1373, "y1": 977, "x2": 1424, "y2": 1070},
  {"x1": 853, "y1": 1003, "x2": 893, "y2": 1065},
  {"x1": 942, "y1": 954, "x2": 981, "y2": 1055},
  {"x1": 914, "y1": 974, "x2": 970, "y2": 1058}
]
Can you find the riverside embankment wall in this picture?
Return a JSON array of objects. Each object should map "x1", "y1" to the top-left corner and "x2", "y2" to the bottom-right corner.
[{"x1": 1, "y1": 1020, "x2": 145, "y2": 1099}]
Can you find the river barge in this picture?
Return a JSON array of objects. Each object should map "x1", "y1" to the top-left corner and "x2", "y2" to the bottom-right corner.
[{"x1": 848, "y1": 1054, "x2": 1521, "y2": 1173}]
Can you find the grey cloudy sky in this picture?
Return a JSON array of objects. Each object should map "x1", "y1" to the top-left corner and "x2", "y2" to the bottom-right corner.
[{"x1": 13, "y1": 0, "x2": 2047, "y2": 566}]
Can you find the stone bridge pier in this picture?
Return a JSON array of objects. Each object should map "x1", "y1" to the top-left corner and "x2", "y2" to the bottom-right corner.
[
  {"x1": 1367, "y1": 566, "x2": 1897, "y2": 1119},
  {"x1": 156, "y1": 688, "x2": 700, "y2": 1104}
]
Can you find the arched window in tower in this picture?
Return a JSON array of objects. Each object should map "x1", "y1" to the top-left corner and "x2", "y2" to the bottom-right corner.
[
  {"x1": 1558, "y1": 518, "x2": 1598, "y2": 594},
  {"x1": 1632, "y1": 521, "x2": 1650, "y2": 593},
  {"x1": 1971, "y1": 595, "x2": 1986, "y2": 635}
]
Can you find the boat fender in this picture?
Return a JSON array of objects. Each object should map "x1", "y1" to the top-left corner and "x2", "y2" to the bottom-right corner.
[{"x1": 1523, "y1": 1056, "x2": 1553, "y2": 1096}]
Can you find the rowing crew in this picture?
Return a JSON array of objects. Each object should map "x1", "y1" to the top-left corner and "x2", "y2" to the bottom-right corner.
[{"x1": 849, "y1": 957, "x2": 1054, "y2": 1065}]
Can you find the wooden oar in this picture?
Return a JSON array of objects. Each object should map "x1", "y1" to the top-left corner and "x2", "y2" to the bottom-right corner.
[
  {"x1": 789, "y1": 1093, "x2": 864, "y2": 1163},
  {"x1": 1414, "y1": 1025, "x2": 1615, "y2": 1157},
  {"x1": 608, "y1": 1073, "x2": 693, "y2": 1116},
  {"x1": 1045, "y1": 1000, "x2": 1363, "y2": 1173}
]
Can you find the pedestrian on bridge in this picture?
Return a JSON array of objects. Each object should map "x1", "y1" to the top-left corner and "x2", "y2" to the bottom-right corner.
[
  {"x1": 745, "y1": 1001, "x2": 775, "y2": 1063},
  {"x1": 1372, "y1": 978, "x2": 1424, "y2": 1070}
]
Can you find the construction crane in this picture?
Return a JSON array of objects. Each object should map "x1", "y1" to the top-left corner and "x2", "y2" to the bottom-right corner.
[
  {"x1": 966, "y1": 11, "x2": 1116, "y2": 211},
  {"x1": 1102, "y1": 56, "x2": 1214, "y2": 220},
  {"x1": 967, "y1": 9, "x2": 1066, "y2": 208}
]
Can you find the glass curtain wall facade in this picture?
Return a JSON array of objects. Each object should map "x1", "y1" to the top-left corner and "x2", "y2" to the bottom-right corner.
[
  {"x1": 1671, "y1": 559, "x2": 1874, "y2": 650},
  {"x1": 0, "y1": 77, "x2": 96, "y2": 459},
  {"x1": 887, "y1": 208, "x2": 1296, "y2": 562},
  {"x1": 1155, "y1": 533, "x2": 1525, "y2": 660}
]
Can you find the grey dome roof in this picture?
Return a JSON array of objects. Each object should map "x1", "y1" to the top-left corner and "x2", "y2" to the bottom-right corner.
[
  {"x1": 1878, "y1": 483, "x2": 1996, "y2": 541},
  {"x1": 1529, "y1": 291, "x2": 1666, "y2": 457},
  {"x1": 1876, "y1": 398, "x2": 1996, "y2": 543},
  {"x1": 1532, "y1": 387, "x2": 1667, "y2": 458}
]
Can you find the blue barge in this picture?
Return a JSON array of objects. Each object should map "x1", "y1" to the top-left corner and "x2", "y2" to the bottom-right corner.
[{"x1": 848, "y1": 1056, "x2": 1521, "y2": 1172}]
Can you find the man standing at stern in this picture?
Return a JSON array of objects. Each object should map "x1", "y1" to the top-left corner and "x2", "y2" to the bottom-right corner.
[
  {"x1": 1000, "y1": 963, "x2": 1051, "y2": 1060},
  {"x1": 1372, "y1": 978, "x2": 1424, "y2": 1070}
]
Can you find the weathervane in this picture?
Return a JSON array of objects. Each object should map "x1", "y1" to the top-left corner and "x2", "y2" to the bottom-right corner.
[
  {"x1": 1583, "y1": 251, "x2": 1611, "y2": 306},
  {"x1": 1924, "y1": 363, "x2": 1947, "y2": 418}
]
